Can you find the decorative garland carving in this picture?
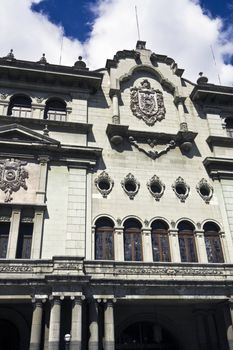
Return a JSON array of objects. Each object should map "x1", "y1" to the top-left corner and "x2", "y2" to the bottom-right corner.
[
  {"x1": 147, "y1": 175, "x2": 165, "y2": 201},
  {"x1": 130, "y1": 79, "x2": 166, "y2": 126},
  {"x1": 196, "y1": 178, "x2": 213, "y2": 204},
  {"x1": 0, "y1": 159, "x2": 29, "y2": 202},
  {"x1": 121, "y1": 173, "x2": 140, "y2": 199},
  {"x1": 129, "y1": 136, "x2": 176, "y2": 160},
  {"x1": 172, "y1": 176, "x2": 190, "y2": 202},
  {"x1": 94, "y1": 171, "x2": 114, "y2": 198}
]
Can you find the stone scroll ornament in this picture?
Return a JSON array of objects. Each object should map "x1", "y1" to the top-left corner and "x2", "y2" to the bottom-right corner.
[
  {"x1": 0, "y1": 159, "x2": 29, "y2": 202},
  {"x1": 130, "y1": 79, "x2": 166, "y2": 126}
]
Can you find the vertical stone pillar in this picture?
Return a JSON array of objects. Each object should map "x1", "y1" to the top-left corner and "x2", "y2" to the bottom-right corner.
[
  {"x1": 88, "y1": 299, "x2": 99, "y2": 350},
  {"x1": 85, "y1": 171, "x2": 93, "y2": 260},
  {"x1": 0, "y1": 99, "x2": 9, "y2": 115},
  {"x1": 103, "y1": 299, "x2": 116, "y2": 350},
  {"x1": 70, "y1": 296, "x2": 85, "y2": 350},
  {"x1": 111, "y1": 93, "x2": 120, "y2": 124},
  {"x1": 141, "y1": 228, "x2": 153, "y2": 262},
  {"x1": 114, "y1": 225, "x2": 124, "y2": 261},
  {"x1": 36, "y1": 156, "x2": 49, "y2": 204},
  {"x1": 7, "y1": 208, "x2": 21, "y2": 258},
  {"x1": 31, "y1": 103, "x2": 44, "y2": 119},
  {"x1": 48, "y1": 297, "x2": 62, "y2": 350},
  {"x1": 227, "y1": 300, "x2": 233, "y2": 350},
  {"x1": 30, "y1": 298, "x2": 45, "y2": 350},
  {"x1": 168, "y1": 229, "x2": 181, "y2": 263},
  {"x1": 175, "y1": 97, "x2": 187, "y2": 131},
  {"x1": 195, "y1": 230, "x2": 208, "y2": 263},
  {"x1": 31, "y1": 210, "x2": 44, "y2": 259}
]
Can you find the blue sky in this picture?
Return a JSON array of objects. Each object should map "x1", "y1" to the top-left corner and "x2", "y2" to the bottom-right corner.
[
  {"x1": 31, "y1": 0, "x2": 233, "y2": 43},
  {"x1": 1, "y1": 0, "x2": 233, "y2": 85}
]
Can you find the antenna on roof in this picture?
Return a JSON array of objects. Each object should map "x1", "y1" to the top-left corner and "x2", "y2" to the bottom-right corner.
[
  {"x1": 210, "y1": 45, "x2": 221, "y2": 85},
  {"x1": 135, "y1": 5, "x2": 141, "y2": 41},
  {"x1": 59, "y1": 31, "x2": 64, "y2": 65}
]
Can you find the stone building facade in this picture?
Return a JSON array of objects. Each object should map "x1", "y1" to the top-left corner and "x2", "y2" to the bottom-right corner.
[{"x1": 0, "y1": 41, "x2": 233, "y2": 350}]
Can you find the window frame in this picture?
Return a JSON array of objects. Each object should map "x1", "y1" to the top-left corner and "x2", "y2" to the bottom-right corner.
[
  {"x1": 204, "y1": 229, "x2": 224, "y2": 263},
  {"x1": 124, "y1": 225, "x2": 143, "y2": 262},
  {"x1": 178, "y1": 228, "x2": 198, "y2": 263},
  {"x1": 151, "y1": 227, "x2": 171, "y2": 262}
]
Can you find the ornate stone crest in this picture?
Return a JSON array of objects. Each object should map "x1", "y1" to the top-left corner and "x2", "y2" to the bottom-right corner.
[
  {"x1": 0, "y1": 159, "x2": 29, "y2": 202},
  {"x1": 94, "y1": 171, "x2": 114, "y2": 198},
  {"x1": 172, "y1": 176, "x2": 190, "y2": 202},
  {"x1": 121, "y1": 173, "x2": 140, "y2": 199},
  {"x1": 147, "y1": 175, "x2": 165, "y2": 201},
  {"x1": 130, "y1": 79, "x2": 166, "y2": 126},
  {"x1": 196, "y1": 178, "x2": 213, "y2": 204}
]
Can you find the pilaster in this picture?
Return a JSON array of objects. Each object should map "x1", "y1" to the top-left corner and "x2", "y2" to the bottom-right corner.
[
  {"x1": 114, "y1": 226, "x2": 124, "y2": 261},
  {"x1": 30, "y1": 296, "x2": 47, "y2": 350},
  {"x1": 31, "y1": 210, "x2": 44, "y2": 259},
  {"x1": 168, "y1": 229, "x2": 181, "y2": 263},
  {"x1": 48, "y1": 296, "x2": 63, "y2": 350},
  {"x1": 7, "y1": 208, "x2": 21, "y2": 258},
  {"x1": 141, "y1": 228, "x2": 153, "y2": 262},
  {"x1": 36, "y1": 156, "x2": 49, "y2": 204},
  {"x1": 103, "y1": 298, "x2": 116, "y2": 350},
  {"x1": 195, "y1": 230, "x2": 208, "y2": 263},
  {"x1": 88, "y1": 299, "x2": 99, "y2": 350},
  {"x1": 70, "y1": 296, "x2": 85, "y2": 350}
]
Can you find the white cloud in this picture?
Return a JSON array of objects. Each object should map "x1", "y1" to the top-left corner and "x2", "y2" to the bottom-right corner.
[{"x1": 0, "y1": 0, "x2": 233, "y2": 86}]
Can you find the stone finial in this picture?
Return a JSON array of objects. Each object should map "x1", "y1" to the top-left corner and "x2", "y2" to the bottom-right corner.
[
  {"x1": 197, "y1": 72, "x2": 208, "y2": 85},
  {"x1": 136, "y1": 40, "x2": 146, "y2": 50},
  {"x1": 3, "y1": 49, "x2": 15, "y2": 60},
  {"x1": 73, "y1": 56, "x2": 88, "y2": 70},
  {"x1": 38, "y1": 53, "x2": 47, "y2": 64},
  {"x1": 43, "y1": 125, "x2": 49, "y2": 136}
]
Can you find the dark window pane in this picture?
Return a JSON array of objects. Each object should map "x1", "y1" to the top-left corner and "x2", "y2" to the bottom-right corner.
[
  {"x1": 178, "y1": 229, "x2": 197, "y2": 262},
  {"x1": 205, "y1": 235, "x2": 224, "y2": 263},
  {"x1": 124, "y1": 225, "x2": 142, "y2": 262},
  {"x1": 16, "y1": 223, "x2": 33, "y2": 259},
  {"x1": 95, "y1": 227, "x2": 114, "y2": 260},
  {"x1": 0, "y1": 222, "x2": 10, "y2": 258},
  {"x1": 152, "y1": 229, "x2": 170, "y2": 262}
]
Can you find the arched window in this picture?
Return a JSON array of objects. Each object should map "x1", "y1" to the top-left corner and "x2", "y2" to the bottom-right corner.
[
  {"x1": 124, "y1": 219, "x2": 142, "y2": 261},
  {"x1": 178, "y1": 221, "x2": 197, "y2": 262},
  {"x1": 151, "y1": 220, "x2": 170, "y2": 262},
  {"x1": 224, "y1": 117, "x2": 233, "y2": 137},
  {"x1": 7, "y1": 95, "x2": 32, "y2": 118},
  {"x1": 44, "y1": 98, "x2": 67, "y2": 121},
  {"x1": 204, "y1": 222, "x2": 224, "y2": 263},
  {"x1": 95, "y1": 217, "x2": 114, "y2": 260}
]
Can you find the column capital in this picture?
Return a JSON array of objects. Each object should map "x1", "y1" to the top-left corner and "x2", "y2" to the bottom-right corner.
[
  {"x1": 31, "y1": 295, "x2": 48, "y2": 304},
  {"x1": 195, "y1": 230, "x2": 205, "y2": 237},
  {"x1": 168, "y1": 229, "x2": 178, "y2": 236},
  {"x1": 103, "y1": 298, "x2": 117, "y2": 304},
  {"x1": 38, "y1": 155, "x2": 50, "y2": 164},
  {"x1": 70, "y1": 295, "x2": 85, "y2": 302}
]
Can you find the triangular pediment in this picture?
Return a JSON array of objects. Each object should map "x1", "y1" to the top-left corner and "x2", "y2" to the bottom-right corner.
[{"x1": 0, "y1": 123, "x2": 60, "y2": 145}]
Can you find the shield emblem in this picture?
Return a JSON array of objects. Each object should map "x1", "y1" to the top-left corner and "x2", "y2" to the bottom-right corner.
[{"x1": 130, "y1": 79, "x2": 166, "y2": 126}]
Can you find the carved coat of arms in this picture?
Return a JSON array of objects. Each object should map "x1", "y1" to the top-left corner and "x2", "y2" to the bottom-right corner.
[
  {"x1": 0, "y1": 159, "x2": 29, "y2": 202},
  {"x1": 130, "y1": 79, "x2": 166, "y2": 126}
]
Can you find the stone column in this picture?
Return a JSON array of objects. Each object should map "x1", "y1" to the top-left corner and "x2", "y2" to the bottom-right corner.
[
  {"x1": 7, "y1": 208, "x2": 21, "y2": 258},
  {"x1": 30, "y1": 299, "x2": 44, "y2": 350},
  {"x1": 168, "y1": 229, "x2": 181, "y2": 262},
  {"x1": 103, "y1": 299, "x2": 116, "y2": 350},
  {"x1": 195, "y1": 230, "x2": 208, "y2": 263},
  {"x1": 141, "y1": 228, "x2": 153, "y2": 262},
  {"x1": 48, "y1": 297, "x2": 62, "y2": 350},
  {"x1": 175, "y1": 97, "x2": 187, "y2": 131},
  {"x1": 88, "y1": 299, "x2": 99, "y2": 350},
  {"x1": 70, "y1": 296, "x2": 85, "y2": 350},
  {"x1": 31, "y1": 209, "x2": 44, "y2": 259},
  {"x1": 227, "y1": 300, "x2": 233, "y2": 350},
  {"x1": 114, "y1": 226, "x2": 124, "y2": 261},
  {"x1": 36, "y1": 155, "x2": 49, "y2": 204},
  {"x1": 112, "y1": 93, "x2": 120, "y2": 124}
]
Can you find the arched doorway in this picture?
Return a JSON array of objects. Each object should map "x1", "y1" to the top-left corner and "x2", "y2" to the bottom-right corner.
[
  {"x1": 0, "y1": 319, "x2": 20, "y2": 350},
  {"x1": 116, "y1": 321, "x2": 179, "y2": 350}
]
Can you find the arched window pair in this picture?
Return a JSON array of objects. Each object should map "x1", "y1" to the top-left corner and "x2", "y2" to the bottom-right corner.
[
  {"x1": 178, "y1": 221, "x2": 224, "y2": 263},
  {"x1": 7, "y1": 95, "x2": 67, "y2": 121},
  {"x1": 95, "y1": 218, "x2": 224, "y2": 263}
]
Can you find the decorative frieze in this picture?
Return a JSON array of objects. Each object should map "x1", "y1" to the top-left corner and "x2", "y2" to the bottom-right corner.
[{"x1": 129, "y1": 136, "x2": 176, "y2": 160}]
